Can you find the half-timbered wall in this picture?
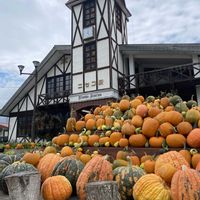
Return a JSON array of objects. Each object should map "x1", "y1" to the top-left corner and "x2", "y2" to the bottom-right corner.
[
  {"x1": 70, "y1": 0, "x2": 129, "y2": 103},
  {"x1": 8, "y1": 54, "x2": 71, "y2": 141}
]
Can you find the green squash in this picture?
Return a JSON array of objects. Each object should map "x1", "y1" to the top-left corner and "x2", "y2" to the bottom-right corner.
[
  {"x1": 113, "y1": 159, "x2": 145, "y2": 200},
  {"x1": 51, "y1": 157, "x2": 84, "y2": 192},
  {"x1": 175, "y1": 102, "x2": 188, "y2": 113},
  {"x1": 0, "y1": 154, "x2": 22, "y2": 174},
  {"x1": 169, "y1": 95, "x2": 182, "y2": 106},
  {"x1": 0, "y1": 161, "x2": 37, "y2": 194}
]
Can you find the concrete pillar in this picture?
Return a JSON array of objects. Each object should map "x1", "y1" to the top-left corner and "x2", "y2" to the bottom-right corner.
[{"x1": 192, "y1": 55, "x2": 200, "y2": 78}]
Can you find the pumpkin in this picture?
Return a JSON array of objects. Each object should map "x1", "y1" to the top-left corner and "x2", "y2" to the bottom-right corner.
[
  {"x1": 0, "y1": 154, "x2": 21, "y2": 174},
  {"x1": 187, "y1": 128, "x2": 200, "y2": 148},
  {"x1": 85, "y1": 118, "x2": 96, "y2": 130},
  {"x1": 165, "y1": 105, "x2": 175, "y2": 111},
  {"x1": 15, "y1": 143, "x2": 24, "y2": 149},
  {"x1": 87, "y1": 134, "x2": 100, "y2": 146},
  {"x1": 79, "y1": 154, "x2": 92, "y2": 165},
  {"x1": 129, "y1": 134, "x2": 147, "y2": 147},
  {"x1": 119, "y1": 138, "x2": 129, "y2": 147},
  {"x1": 119, "y1": 99, "x2": 130, "y2": 112},
  {"x1": 41, "y1": 175, "x2": 72, "y2": 200},
  {"x1": 135, "y1": 104, "x2": 148, "y2": 118},
  {"x1": 116, "y1": 150, "x2": 129, "y2": 160},
  {"x1": 96, "y1": 118, "x2": 105, "y2": 129},
  {"x1": 156, "y1": 163, "x2": 177, "y2": 184},
  {"x1": 37, "y1": 153, "x2": 62, "y2": 182},
  {"x1": 22, "y1": 152, "x2": 40, "y2": 166},
  {"x1": 93, "y1": 106, "x2": 101, "y2": 115},
  {"x1": 166, "y1": 134, "x2": 186, "y2": 148},
  {"x1": 84, "y1": 113, "x2": 95, "y2": 122},
  {"x1": 60, "y1": 146, "x2": 74, "y2": 157},
  {"x1": 104, "y1": 116, "x2": 113, "y2": 128},
  {"x1": 51, "y1": 157, "x2": 84, "y2": 192},
  {"x1": 76, "y1": 155, "x2": 113, "y2": 200},
  {"x1": 121, "y1": 122, "x2": 135, "y2": 136},
  {"x1": 159, "y1": 122, "x2": 174, "y2": 137},
  {"x1": 165, "y1": 111, "x2": 183, "y2": 126},
  {"x1": 191, "y1": 153, "x2": 200, "y2": 168},
  {"x1": 103, "y1": 107, "x2": 113, "y2": 117},
  {"x1": 135, "y1": 95, "x2": 145, "y2": 103},
  {"x1": 196, "y1": 160, "x2": 200, "y2": 171},
  {"x1": 75, "y1": 120, "x2": 86, "y2": 131},
  {"x1": 185, "y1": 108, "x2": 200, "y2": 124},
  {"x1": 0, "y1": 161, "x2": 37, "y2": 194},
  {"x1": 131, "y1": 115, "x2": 143, "y2": 127},
  {"x1": 66, "y1": 110, "x2": 76, "y2": 132},
  {"x1": 148, "y1": 106, "x2": 161, "y2": 118},
  {"x1": 169, "y1": 95, "x2": 182, "y2": 106},
  {"x1": 69, "y1": 134, "x2": 79, "y2": 144},
  {"x1": 130, "y1": 98, "x2": 142, "y2": 109},
  {"x1": 110, "y1": 132, "x2": 122, "y2": 146},
  {"x1": 176, "y1": 121, "x2": 193, "y2": 136},
  {"x1": 160, "y1": 97, "x2": 170, "y2": 108},
  {"x1": 56, "y1": 134, "x2": 69, "y2": 146},
  {"x1": 155, "y1": 151, "x2": 189, "y2": 175},
  {"x1": 143, "y1": 159, "x2": 155, "y2": 173},
  {"x1": 113, "y1": 159, "x2": 145, "y2": 200},
  {"x1": 130, "y1": 155, "x2": 140, "y2": 166},
  {"x1": 149, "y1": 136, "x2": 165, "y2": 148},
  {"x1": 179, "y1": 149, "x2": 191, "y2": 165},
  {"x1": 43, "y1": 146, "x2": 57, "y2": 156},
  {"x1": 154, "y1": 111, "x2": 167, "y2": 124},
  {"x1": 140, "y1": 153, "x2": 152, "y2": 163},
  {"x1": 133, "y1": 174, "x2": 171, "y2": 200},
  {"x1": 99, "y1": 137, "x2": 110, "y2": 146},
  {"x1": 142, "y1": 118, "x2": 159, "y2": 138},
  {"x1": 171, "y1": 165, "x2": 200, "y2": 200}
]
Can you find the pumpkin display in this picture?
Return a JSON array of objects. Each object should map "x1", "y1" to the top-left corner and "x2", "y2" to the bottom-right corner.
[
  {"x1": 52, "y1": 157, "x2": 84, "y2": 191},
  {"x1": 76, "y1": 155, "x2": 113, "y2": 200},
  {"x1": 22, "y1": 152, "x2": 40, "y2": 166},
  {"x1": 155, "y1": 151, "x2": 189, "y2": 175},
  {"x1": 187, "y1": 128, "x2": 200, "y2": 148},
  {"x1": 0, "y1": 161, "x2": 37, "y2": 194},
  {"x1": 133, "y1": 174, "x2": 171, "y2": 200},
  {"x1": 41, "y1": 175, "x2": 72, "y2": 200},
  {"x1": 37, "y1": 153, "x2": 62, "y2": 182},
  {"x1": 113, "y1": 159, "x2": 145, "y2": 200},
  {"x1": 171, "y1": 165, "x2": 200, "y2": 200}
]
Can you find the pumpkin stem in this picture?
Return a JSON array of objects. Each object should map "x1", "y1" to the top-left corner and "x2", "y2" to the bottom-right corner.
[
  {"x1": 135, "y1": 127, "x2": 142, "y2": 134},
  {"x1": 103, "y1": 154, "x2": 110, "y2": 161},
  {"x1": 126, "y1": 156, "x2": 133, "y2": 167},
  {"x1": 190, "y1": 148, "x2": 198, "y2": 155},
  {"x1": 181, "y1": 165, "x2": 188, "y2": 171}
]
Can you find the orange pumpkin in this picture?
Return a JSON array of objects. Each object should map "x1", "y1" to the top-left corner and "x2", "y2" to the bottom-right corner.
[
  {"x1": 142, "y1": 118, "x2": 159, "y2": 138},
  {"x1": 75, "y1": 120, "x2": 86, "y2": 131},
  {"x1": 176, "y1": 121, "x2": 193, "y2": 136},
  {"x1": 118, "y1": 138, "x2": 129, "y2": 147},
  {"x1": 131, "y1": 115, "x2": 143, "y2": 127},
  {"x1": 22, "y1": 152, "x2": 40, "y2": 167},
  {"x1": 76, "y1": 155, "x2": 113, "y2": 200},
  {"x1": 84, "y1": 113, "x2": 95, "y2": 122},
  {"x1": 191, "y1": 153, "x2": 200, "y2": 168},
  {"x1": 171, "y1": 166, "x2": 200, "y2": 200},
  {"x1": 85, "y1": 118, "x2": 96, "y2": 130},
  {"x1": 119, "y1": 99, "x2": 130, "y2": 112},
  {"x1": 121, "y1": 122, "x2": 135, "y2": 136},
  {"x1": 179, "y1": 149, "x2": 191, "y2": 165},
  {"x1": 135, "y1": 95, "x2": 145, "y2": 103},
  {"x1": 165, "y1": 111, "x2": 183, "y2": 126},
  {"x1": 148, "y1": 106, "x2": 161, "y2": 118},
  {"x1": 99, "y1": 137, "x2": 110, "y2": 146},
  {"x1": 185, "y1": 108, "x2": 200, "y2": 124},
  {"x1": 159, "y1": 122, "x2": 174, "y2": 137},
  {"x1": 93, "y1": 107, "x2": 101, "y2": 115},
  {"x1": 136, "y1": 104, "x2": 148, "y2": 118},
  {"x1": 187, "y1": 128, "x2": 200, "y2": 148},
  {"x1": 60, "y1": 146, "x2": 74, "y2": 157},
  {"x1": 37, "y1": 153, "x2": 62, "y2": 182},
  {"x1": 129, "y1": 134, "x2": 147, "y2": 147},
  {"x1": 143, "y1": 159, "x2": 155, "y2": 173},
  {"x1": 160, "y1": 97, "x2": 170, "y2": 108},
  {"x1": 79, "y1": 154, "x2": 92, "y2": 165},
  {"x1": 130, "y1": 98, "x2": 142, "y2": 109},
  {"x1": 109, "y1": 132, "x2": 122, "y2": 146},
  {"x1": 56, "y1": 134, "x2": 69, "y2": 146},
  {"x1": 166, "y1": 134, "x2": 186, "y2": 148},
  {"x1": 87, "y1": 135, "x2": 100, "y2": 146},
  {"x1": 41, "y1": 175, "x2": 72, "y2": 200},
  {"x1": 149, "y1": 136, "x2": 165, "y2": 148},
  {"x1": 69, "y1": 134, "x2": 79, "y2": 144},
  {"x1": 104, "y1": 116, "x2": 113, "y2": 128},
  {"x1": 96, "y1": 118, "x2": 105, "y2": 129}
]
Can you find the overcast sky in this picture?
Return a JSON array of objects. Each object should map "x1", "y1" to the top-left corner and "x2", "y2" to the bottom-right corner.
[{"x1": 0, "y1": 0, "x2": 200, "y2": 116}]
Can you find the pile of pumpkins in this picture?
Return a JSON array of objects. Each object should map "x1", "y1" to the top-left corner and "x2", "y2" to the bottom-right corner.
[
  {"x1": 0, "y1": 146, "x2": 200, "y2": 200},
  {"x1": 52, "y1": 94, "x2": 200, "y2": 149}
]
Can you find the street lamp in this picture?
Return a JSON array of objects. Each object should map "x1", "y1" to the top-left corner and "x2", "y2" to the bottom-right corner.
[{"x1": 18, "y1": 61, "x2": 40, "y2": 142}]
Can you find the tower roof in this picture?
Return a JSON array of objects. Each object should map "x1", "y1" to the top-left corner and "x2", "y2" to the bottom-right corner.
[{"x1": 66, "y1": 0, "x2": 131, "y2": 18}]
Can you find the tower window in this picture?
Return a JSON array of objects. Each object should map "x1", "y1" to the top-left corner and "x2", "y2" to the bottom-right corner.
[
  {"x1": 84, "y1": 42, "x2": 97, "y2": 71},
  {"x1": 116, "y1": 3, "x2": 122, "y2": 32},
  {"x1": 83, "y1": 0, "x2": 96, "y2": 27}
]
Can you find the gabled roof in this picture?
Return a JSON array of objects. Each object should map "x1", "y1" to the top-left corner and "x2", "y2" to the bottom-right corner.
[
  {"x1": 0, "y1": 45, "x2": 71, "y2": 117},
  {"x1": 0, "y1": 124, "x2": 8, "y2": 129},
  {"x1": 119, "y1": 43, "x2": 200, "y2": 55},
  {"x1": 66, "y1": 0, "x2": 131, "y2": 18}
]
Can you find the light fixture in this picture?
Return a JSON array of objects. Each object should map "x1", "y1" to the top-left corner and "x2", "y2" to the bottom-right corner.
[
  {"x1": 32, "y1": 61, "x2": 40, "y2": 68},
  {"x1": 18, "y1": 65, "x2": 25, "y2": 75}
]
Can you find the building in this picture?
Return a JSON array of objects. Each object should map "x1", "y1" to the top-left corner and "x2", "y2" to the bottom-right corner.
[{"x1": 1, "y1": 0, "x2": 200, "y2": 141}]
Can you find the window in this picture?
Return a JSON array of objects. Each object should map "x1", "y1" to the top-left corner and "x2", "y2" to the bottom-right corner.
[
  {"x1": 84, "y1": 42, "x2": 97, "y2": 71},
  {"x1": 83, "y1": 0, "x2": 96, "y2": 27},
  {"x1": 115, "y1": 3, "x2": 122, "y2": 32},
  {"x1": 46, "y1": 74, "x2": 71, "y2": 98},
  {"x1": 17, "y1": 111, "x2": 32, "y2": 137}
]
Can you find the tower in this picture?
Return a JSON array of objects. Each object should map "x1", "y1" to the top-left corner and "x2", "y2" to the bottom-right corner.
[{"x1": 66, "y1": 0, "x2": 131, "y2": 109}]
